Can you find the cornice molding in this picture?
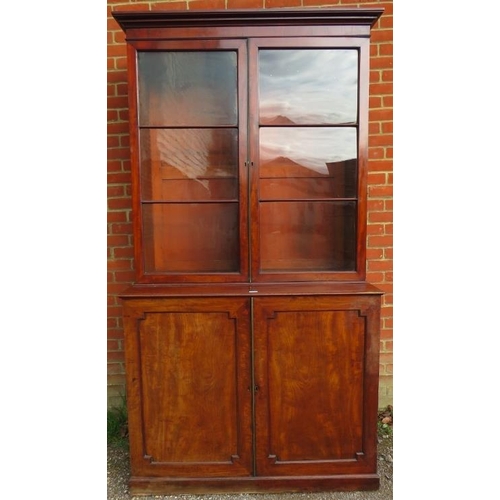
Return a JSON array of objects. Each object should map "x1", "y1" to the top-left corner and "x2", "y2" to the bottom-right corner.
[{"x1": 112, "y1": 8, "x2": 384, "y2": 31}]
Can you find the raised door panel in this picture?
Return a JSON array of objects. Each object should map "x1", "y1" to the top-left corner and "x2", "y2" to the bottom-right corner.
[
  {"x1": 253, "y1": 295, "x2": 380, "y2": 477},
  {"x1": 122, "y1": 298, "x2": 253, "y2": 478}
]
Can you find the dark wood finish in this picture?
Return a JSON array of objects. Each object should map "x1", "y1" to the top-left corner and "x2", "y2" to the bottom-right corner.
[
  {"x1": 254, "y1": 295, "x2": 381, "y2": 477},
  {"x1": 133, "y1": 38, "x2": 249, "y2": 283},
  {"x1": 142, "y1": 203, "x2": 240, "y2": 273},
  {"x1": 258, "y1": 200, "x2": 356, "y2": 272},
  {"x1": 122, "y1": 291, "x2": 381, "y2": 493},
  {"x1": 118, "y1": 22, "x2": 373, "y2": 284},
  {"x1": 259, "y1": 159, "x2": 357, "y2": 200},
  {"x1": 114, "y1": 7, "x2": 383, "y2": 495},
  {"x1": 248, "y1": 36, "x2": 370, "y2": 282},
  {"x1": 128, "y1": 474, "x2": 379, "y2": 495},
  {"x1": 122, "y1": 298, "x2": 253, "y2": 478},
  {"x1": 120, "y1": 281, "x2": 383, "y2": 298},
  {"x1": 112, "y1": 8, "x2": 383, "y2": 30}
]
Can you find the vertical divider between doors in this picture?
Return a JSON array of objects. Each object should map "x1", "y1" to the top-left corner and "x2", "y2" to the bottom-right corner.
[
  {"x1": 245, "y1": 39, "x2": 253, "y2": 283},
  {"x1": 250, "y1": 296, "x2": 257, "y2": 476},
  {"x1": 246, "y1": 39, "x2": 257, "y2": 476},
  {"x1": 247, "y1": 39, "x2": 260, "y2": 283}
]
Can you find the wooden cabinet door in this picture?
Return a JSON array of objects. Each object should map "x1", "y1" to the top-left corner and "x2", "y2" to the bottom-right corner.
[
  {"x1": 122, "y1": 297, "x2": 253, "y2": 478},
  {"x1": 253, "y1": 295, "x2": 380, "y2": 477}
]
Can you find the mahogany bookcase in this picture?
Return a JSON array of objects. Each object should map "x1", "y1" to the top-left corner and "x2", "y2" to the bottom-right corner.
[{"x1": 113, "y1": 7, "x2": 384, "y2": 495}]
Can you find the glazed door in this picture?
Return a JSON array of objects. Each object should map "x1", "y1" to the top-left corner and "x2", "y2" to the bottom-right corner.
[
  {"x1": 122, "y1": 297, "x2": 253, "y2": 478},
  {"x1": 132, "y1": 40, "x2": 249, "y2": 283},
  {"x1": 249, "y1": 38, "x2": 370, "y2": 282},
  {"x1": 253, "y1": 295, "x2": 380, "y2": 476},
  {"x1": 131, "y1": 37, "x2": 369, "y2": 285}
]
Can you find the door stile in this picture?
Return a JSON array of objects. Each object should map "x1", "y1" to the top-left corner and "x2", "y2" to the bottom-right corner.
[
  {"x1": 237, "y1": 40, "x2": 251, "y2": 281},
  {"x1": 355, "y1": 37, "x2": 370, "y2": 281},
  {"x1": 247, "y1": 39, "x2": 261, "y2": 283}
]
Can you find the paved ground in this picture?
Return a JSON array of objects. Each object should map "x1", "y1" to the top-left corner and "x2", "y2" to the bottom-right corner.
[{"x1": 107, "y1": 436, "x2": 393, "y2": 500}]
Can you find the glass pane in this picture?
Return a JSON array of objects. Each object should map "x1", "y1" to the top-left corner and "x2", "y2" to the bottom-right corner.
[
  {"x1": 259, "y1": 49, "x2": 358, "y2": 125},
  {"x1": 260, "y1": 128, "x2": 357, "y2": 199},
  {"x1": 140, "y1": 129, "x2": 238, "y2": 201},
  {"x1": 138, "y1": 51, "x2": 237, "y2": 127},
  {"x1": 260, "y1": 201, "x2": 356, "y2": 272},
  {"x1": 143, "y1": 203, "x2": 239, "y2": 273}
]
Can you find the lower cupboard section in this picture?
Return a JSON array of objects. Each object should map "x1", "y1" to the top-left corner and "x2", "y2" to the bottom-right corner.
[{"x1": 121, "y1": 292, "x2": 381, "y2": 494}]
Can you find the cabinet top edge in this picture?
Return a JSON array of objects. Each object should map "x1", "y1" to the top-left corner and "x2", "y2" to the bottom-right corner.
[
  {"x1": 112, "y1": 8, "x2": 384, "y2": 32},
  {"x1": 119, "y1": 282, "x2": 384, "y2": 299}
]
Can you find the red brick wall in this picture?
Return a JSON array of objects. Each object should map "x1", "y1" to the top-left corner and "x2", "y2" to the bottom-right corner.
[{"x1": 107, "y1": 0, "x2": 393, "y2": 408}]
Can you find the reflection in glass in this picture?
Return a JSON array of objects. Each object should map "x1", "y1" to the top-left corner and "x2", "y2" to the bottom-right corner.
[
  {"x1": 260, "y1": 127, "x2": 357, "y2": 184},
  {"x1": 259, "y1": 49, "x2": 358, "y2": 125},
  {"x1": 260, "y1": 201, "x2": 356, "y2": 272},
  {"x1": 259, "y1": 159, "x2": 357, "y2": 200},
  {"x1": 138, "y1": 51, "x2": 238, "y2": 127},
  {"x1": 140, "y1": 128, "x2": 238, "y2": 201},
  {"x1": 143, "y1": 203, "x2": 239, "y2": 273}
]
